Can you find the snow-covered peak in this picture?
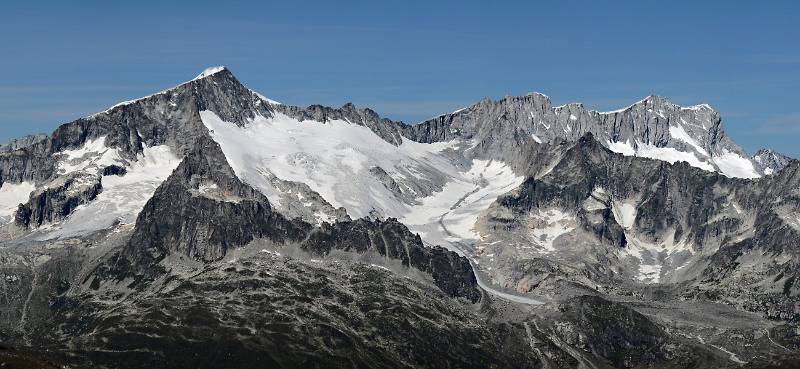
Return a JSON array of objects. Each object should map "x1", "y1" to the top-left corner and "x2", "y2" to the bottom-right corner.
[{"x1": 194, "y1": 66, "x2": 228, "y2": 80}]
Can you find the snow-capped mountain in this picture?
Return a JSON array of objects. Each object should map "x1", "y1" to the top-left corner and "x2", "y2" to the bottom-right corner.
[
  {"x1": 403, "y1": 93, "x2": 764, "y2": 178},
  {"x1": 0, "y1": 67, "x2": 797, "y2": 368}
]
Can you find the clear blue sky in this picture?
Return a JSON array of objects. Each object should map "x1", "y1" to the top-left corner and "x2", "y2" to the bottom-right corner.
[{"x1": 1, "y1": 1, "x2": 798, "y2": 156}]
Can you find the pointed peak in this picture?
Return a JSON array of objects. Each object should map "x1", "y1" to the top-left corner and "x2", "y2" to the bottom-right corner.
[
  {"x1": 86, "y1": 66, "x2": 253, "y2": 122},
  {"x1": 193, "y1": 66, "x2": 229, "y2": 80}
]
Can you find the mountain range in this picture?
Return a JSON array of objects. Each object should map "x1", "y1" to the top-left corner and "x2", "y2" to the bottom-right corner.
[{"x1": 0, "y1": 66, "x2": 797, "y2": 368}]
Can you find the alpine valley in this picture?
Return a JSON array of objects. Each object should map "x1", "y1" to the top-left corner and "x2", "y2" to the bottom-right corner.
[{"x1": 0, "y1": 67, "x2": 798, "y2": 369}]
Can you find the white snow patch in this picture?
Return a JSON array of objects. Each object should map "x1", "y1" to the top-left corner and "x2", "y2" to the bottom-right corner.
[
  {"x1": 682, "y1": 103, "x2": 713, "y2": 111},
  {"x1": 607, "y1": 139, "x2": 636, "y2": 156},
  {"x1": 250, "y1": 89, "x2": 282, "y2": 105},
  {"x1": 198, "y1": 182, "x2": 218, "y2": 194},
  {"x1": 0, "y1": 181, "x2": 36, "y2": 218},
  {"x1": 636, "y1": 141, "x2": 716, "y2": 172},
  {"x1": 582, "y1": 187, "x2": 609, "y2": 211},
  {"x1": 621, "y1": 232, "x2": 694, "y2": 284},
  {"x1": 637, "y1": 264, "x2": 662, "y2": 283},
  {"x1": 608, "y1": 138, "x2": 757, "y2": 178},
  {"x1": 669, "y1": 124, "x2": 709, "y2": 157},
  {"x1": 712, "y1": 150, "x2": 760, "y2": 179},
  {"x1": 612, "y1": 201, "x2": 637, "y2": 229}
]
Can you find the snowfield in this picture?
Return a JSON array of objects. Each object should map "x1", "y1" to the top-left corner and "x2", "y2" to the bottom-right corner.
[{"x1": 201, "y1": 110, "x2": 523, "y2": 246}]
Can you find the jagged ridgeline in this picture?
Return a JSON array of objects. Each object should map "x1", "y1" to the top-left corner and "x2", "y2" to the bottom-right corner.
[{"x1": 0, "y1": 67, "x2": 797, "y2": 369}]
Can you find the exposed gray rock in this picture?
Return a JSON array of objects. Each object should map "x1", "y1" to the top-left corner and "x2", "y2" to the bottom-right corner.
[
  {"x1": 752, "y1": 148, "x2": 793, "y2": 175},
  {"x1": 479, "y1": 134, "x2": 799, "y2": 321},
  {"x1": 274, "y1": 102, "x2": 406, "y2": 145},
  {"x1": 15, "y1": 173, "x2": 102, "y2": 228},
  {"x1": 400, "y1": 94, "x2": 757, "y2": 176},
  {"x1": 101, "y1": 164, "x2": 127, "y2": 176},
  {"x1": 0, "y1": 134, "x2": 48, "y2": 153}
]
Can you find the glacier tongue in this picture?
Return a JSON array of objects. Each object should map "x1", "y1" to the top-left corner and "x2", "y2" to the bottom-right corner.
[{"x1": 401, "y1": 159, "x2": 523, "y2": 245}]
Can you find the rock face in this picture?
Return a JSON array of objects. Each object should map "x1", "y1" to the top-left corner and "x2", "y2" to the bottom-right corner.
[
  {"x1": 119, "y1": 135, "x2": 308, "y2": 269},
  {"x1": 302, "y1": 218, "x2": 480, "y2": 302},
  {"x1": 752, "y1": 148, "x2": 793, "y2": 175},
  {"x1": 401, "y1": 94, "x2": 761, "y2": 178},
  {"x1": 15, "y1": 173, "x2": 102, "y2": 228},
  {"x1": 478, "y1": 134, "x2": 799, "y2": 321},
  {"x1": 0, "y1": 134, "x2": 48, "y2": 153}
]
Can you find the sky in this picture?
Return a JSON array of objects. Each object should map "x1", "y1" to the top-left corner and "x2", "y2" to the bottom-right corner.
[{"x1": 1, "y1": 1, "x2": 798, "y2": 156}]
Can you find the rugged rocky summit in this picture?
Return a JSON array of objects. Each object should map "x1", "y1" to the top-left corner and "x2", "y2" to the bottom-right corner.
[
  {"x1": 752, "y1": 148, "x2": 793, "y2": 175},
  {"x1": 0, "y1": 67, "x2": 797, "y2": 368},
  {"x1": 0, "y1": 134, "x2": 48, "y2": 153},
  {"x1": 401, "y1": 93, "x2": 763, "y2": 178}
]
